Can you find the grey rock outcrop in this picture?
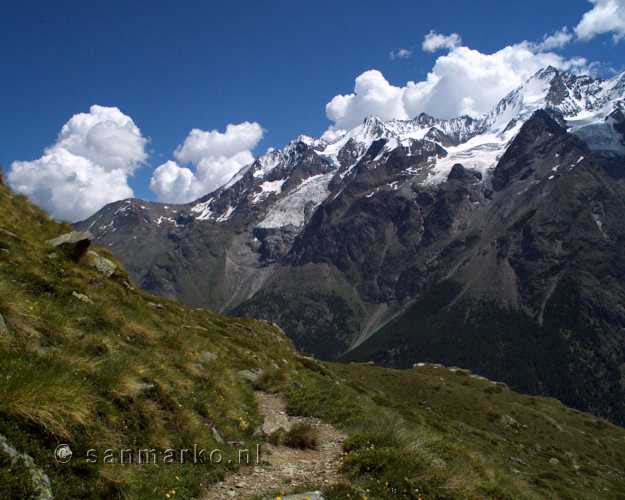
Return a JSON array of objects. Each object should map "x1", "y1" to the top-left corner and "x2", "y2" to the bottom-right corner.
[
  {"x1": 0, "y1": 433, "x2": 53, "y2": 500},
  {"x1": 261, "y1": 412, "x2": 291, "y2": 436},
  {"x1": 72, "y1": 291, "x2": 93, "y2": 304},
  {"x1": 238, "y1": 369, "x2": 263, "y2": 384},
  {"x1": 201, "y1": 351, "x2": 218, "y2": 363},
  {"x1": 47, "y1": 231, "x2": 92, "y2": 261},
  {"x1": 85, "y1": 250, "x2": 116, "y2": 277}
]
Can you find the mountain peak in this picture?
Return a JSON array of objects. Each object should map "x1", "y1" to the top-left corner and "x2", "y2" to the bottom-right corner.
[
  {"x1": 295, "y1": 134, "x2": 317, "y2": 146},
  {"x1": 415, "y1": 112, "x2": 436, "y2": 125},
  {"x1": 362, "y1": 115, "x2": 383, "y2": 125},
  {"x1": 534, "y1": 65, "x2": 560, "y2": 81}
]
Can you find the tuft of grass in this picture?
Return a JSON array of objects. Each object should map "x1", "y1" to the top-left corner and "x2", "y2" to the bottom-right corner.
[
  {"x1": 0, "y1": 352, "x2": 95, "y2": 439},
  {"x1": 343, "y1": 428, "x2": 402, "y2": 454},
  {"x1": 270, "y1": 422, "x2": 319, "y2": 449},
  {"x1": 253, "y1": 366, "x2": 289, "y2": 392}
]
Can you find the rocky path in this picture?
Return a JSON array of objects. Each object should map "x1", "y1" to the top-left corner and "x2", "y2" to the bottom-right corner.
[{"x1": 202, "y1": 392, "x2": 346, "y2": 499}]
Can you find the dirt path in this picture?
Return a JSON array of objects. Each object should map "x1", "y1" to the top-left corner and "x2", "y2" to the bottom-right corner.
[{"x1": 202, "y1": 392, "x2": 346, "y2": 499}]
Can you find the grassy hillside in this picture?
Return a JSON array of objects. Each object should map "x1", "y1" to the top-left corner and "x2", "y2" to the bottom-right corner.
[
  {"x1": 277, "y1": 362, "x2": 625, "y2": 498},
  {"x1": 0, "y1": 184, "x2": 297, "y2": 498},
  {"x1": 1, "y1": 180, "x2": 625, "y2": 499}
]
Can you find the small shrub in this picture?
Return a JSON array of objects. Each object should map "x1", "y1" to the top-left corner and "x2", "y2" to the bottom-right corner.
[
  {"x1": 253, "y1": 367, "x2": 288, "y2": 392},
  {"x1": 271, "y1": 423, "x2": 318, "y2": 449},
  {"x1": 268, "y1": 428, "x2": 287, "y2": 446},
  {"x1": 285, "y1": 422, "x2": 318, "y2": 449}
]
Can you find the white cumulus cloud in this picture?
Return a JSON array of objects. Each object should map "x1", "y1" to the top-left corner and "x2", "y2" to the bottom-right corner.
[
  {"x1": 150, "y1": 122, "x2": 263, "y2": 203},
  {"x1": 325, "y1": 39, "x2": 588, "y2": 129},
  {"x1": 8, "y1": 105, "x2": 147, "y2": 222},
  {"x1": 326, "y1": 70, "x2": 410, "y2": 130},
  {"x1": 534, "y1": 27, "x2": 574, "y2": 50},
  {"x1": 174, "y1": 122, "x2": 263, "y2": 164},
  {"x1": 389, "y1": 48, "x2": 413, "y2": 60},
  {"x1": 575, "y1": 0, "x2": 625, "y2": 42},
  {"x1": 422, "y1": 31, "x2": 462, "y2": 52}
]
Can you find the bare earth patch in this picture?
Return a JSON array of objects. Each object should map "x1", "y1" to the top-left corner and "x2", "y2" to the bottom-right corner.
[{"x1": 202, "y1": 392, "x2": 346, "y2": 499}]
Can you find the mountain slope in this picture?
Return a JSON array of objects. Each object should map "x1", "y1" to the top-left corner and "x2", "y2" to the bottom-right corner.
[
  {"x1": 78, "y1": 67, "x2": 625, "y2": 425},
  {"x1": 6, "y1": 176, "x2": 625, "y2": 498}
]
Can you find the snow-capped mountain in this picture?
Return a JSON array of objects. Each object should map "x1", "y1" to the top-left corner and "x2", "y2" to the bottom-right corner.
[
  {"x1": 108, "y1": 66, "x2": 620, "y2": 234},
  {"x1": 78, "y1": 66, "x2": 625, "y2": 425},
  {"x1": 84, "y1": 66, "x2": 625, "y2": 236},
  {"x1": 189, "y1": 65, "x2": 624, "y2": 228}
]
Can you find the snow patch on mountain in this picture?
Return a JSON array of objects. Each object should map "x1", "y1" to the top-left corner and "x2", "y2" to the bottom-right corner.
[
  {"x1": 191, "y1": 198, "x2": 214, "y2": 220},
  {"x1": 573, "y1": 117, "x2": 625, "y2": 155},
  {"x1": 257, "y1": 173, "x2": 334, "y2": 229},
  {"x1": 426, "y1": 127, "x2": 520, "y2": 183},
  {"x1": 216, "y1": 205, "x2": 235, "y2": 223},
  {"x1": 155, "y1": 216, "x2": 178, "y2": 226},
  {"x1": 253, "y1": 150, "x2": 282, "y2": 179},
  {"x1": 114, "y1": 200, "x2": 133, "y2": 216},
  {"x1": 252, "y1": 179, "x2": 287, "y2": 204}
]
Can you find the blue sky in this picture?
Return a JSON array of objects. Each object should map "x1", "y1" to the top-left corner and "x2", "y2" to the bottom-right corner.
[{"x1": 1, "y1": 0, "x2": 624, "y2": 219}]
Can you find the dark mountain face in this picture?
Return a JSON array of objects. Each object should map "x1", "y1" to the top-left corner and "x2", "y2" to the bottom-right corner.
[
  {"x1": 77, "y1": 68, "x2": 625, "y2": 424},
  {"x1": 347, "y1": 111, "x2": 625, "y2": 424}
]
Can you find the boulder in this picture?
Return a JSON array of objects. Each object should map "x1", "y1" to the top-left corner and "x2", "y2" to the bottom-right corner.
[
  {"x1": 238, "y1": 369, "x2": 263, "y2": 383},
  {"x1": 85, "y1": 251, "x2": 116, "y2": 277},
  {"x1": 280, "y1": 492, "x2": 324, "y2": 500},
  {"x1": 47, "y1": 231, "x2": 92, "y2": 261},
  {"x1": 499, "y1": 414, "x2": 522, "y2": 430},
  {"x1": 261, "y1": 412, "x2": 291, "y2": 436},
  {"x1": 201, "y1": 351, "x2": 218, "y2": 363}
]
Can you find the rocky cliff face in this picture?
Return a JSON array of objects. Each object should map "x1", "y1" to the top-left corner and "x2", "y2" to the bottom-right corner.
[{"x1": 77, "y1": 67, "x2": 625, "y2": 423}]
